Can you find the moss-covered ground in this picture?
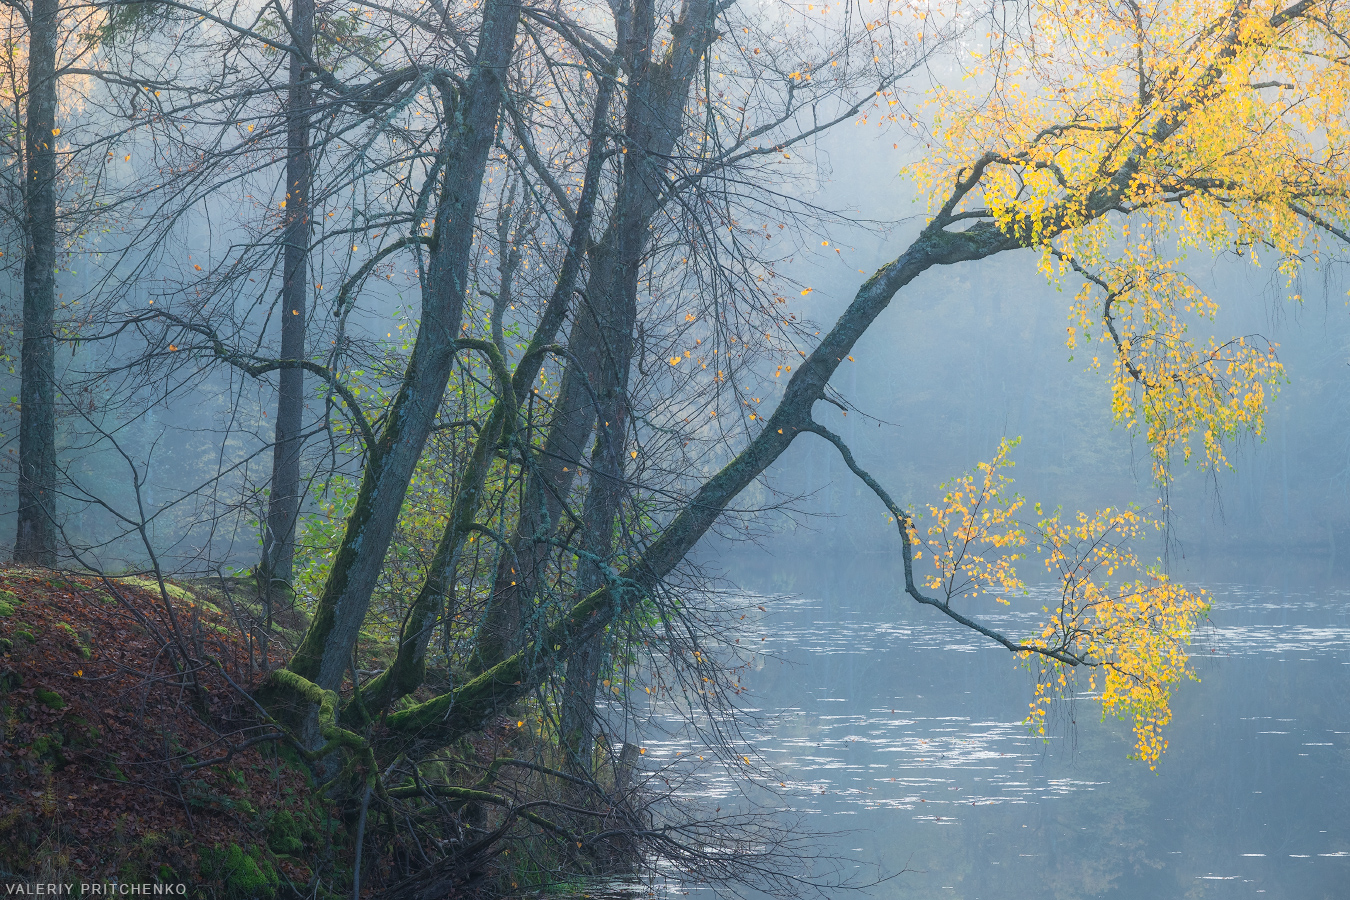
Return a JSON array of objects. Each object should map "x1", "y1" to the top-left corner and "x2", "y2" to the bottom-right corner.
[{"x1": 0, "y1": 568, "x2": 343, "y2": 898}]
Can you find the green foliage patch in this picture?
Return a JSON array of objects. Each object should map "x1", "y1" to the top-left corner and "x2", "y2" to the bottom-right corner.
[
  {"x1": 265, "y1": 810, "x2": 305, "y2": 856},
  {"x1": 199, "y1": 843, "x2": 280, "y2": 900},
  {"x1": 34, "y1": 688, "x2": 65, "y2": 710}
]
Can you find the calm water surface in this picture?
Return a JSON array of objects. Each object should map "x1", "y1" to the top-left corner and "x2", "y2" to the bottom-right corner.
[{"x1": 615, "y1": 560, "x2": 1350, "y2": 900}]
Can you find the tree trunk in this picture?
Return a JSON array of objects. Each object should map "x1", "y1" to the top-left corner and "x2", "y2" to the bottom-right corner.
[
  {"x1": 551, "y1": 273, "x2": 638, "y2": 763},
  {"x1": 474, "y1": 276, "x2": 608, "y2": 666},
  {"x1": 15, "y1": 0, "x2": 59, "y2": 566},
  {"x1": 287, "y1": 0, "x2": 522, "y2": 694},
  {"x1": 477, "y1": 0, "x2": 712, "y2": 670},
  {"x1": 553, "y1": 259, "x2": 636, "y2": 778},
  {"x1": 382, "y1": 219, "x2": 1025, "y2": 752},
  {"x1": 259, "y1": 0, "x2": 315, "y2": 605},
  {"x1": 358, "y1": 71, "x2": 616, "y2": 714},
  {"x1": 557, "y1": 409, "x2": 629, "y2": 774},
  {"x1": 556, "y1": 22, "x2": 655, "y2": 766}
]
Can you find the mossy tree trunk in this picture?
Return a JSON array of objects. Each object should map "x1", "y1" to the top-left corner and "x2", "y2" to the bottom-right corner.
[
  {"x1": 358, "y1": 70, "x2": 616, "y2": 715},
  {"x1": 287, "y1": 0, "x2": 523, "y2": 696}
]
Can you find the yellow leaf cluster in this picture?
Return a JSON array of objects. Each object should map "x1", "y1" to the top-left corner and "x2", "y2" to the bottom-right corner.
[
  {"x1": 917, "y1": 439, "x2": 1207, "y2": 767},
  {"x1": 1024, "y1": 512, "x2": 1207, "y2": 769},
  {"x1": 919, "y1": 437, "x2": 1027, "y2": 603},
  {"x1": 914, "y1": 0, "x2": 1350, "y2": 480},
  {"x1": 1057, "y1": 229, "x2": 1286, "y2": 479}
]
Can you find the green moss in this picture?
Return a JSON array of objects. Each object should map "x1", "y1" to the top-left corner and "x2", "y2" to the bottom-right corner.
[
  {"x1": 31, "y1": 732, "x2": 67, "y2": 767},
  {"x1": 56, "y1": 622, "x2": 91, "y2": 659},
  {"x1": 34, "y1": 688, "x2": 64, "y2": 710},
  {"x1": 266, "y1": 810, "x2": 304, "y2": 855},
  {"x1": 117, "y1": 576, "x2": 201, "y2": 607},
  {"x1": 16, "y1": 630, "x2": 35, "y2": 644},
  {"x1": 200, "y1": 843, "x2": 279, "y2": 900},
  {"x1": 0, "y1": 638, "x2": 12, "y2": 652}
]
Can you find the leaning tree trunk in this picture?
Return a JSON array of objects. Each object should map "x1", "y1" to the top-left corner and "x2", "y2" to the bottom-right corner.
[
  {"x1": 380, "y1": 217, "x2": 1028, "y2": 753},
  {"x1": 15, "y1": 0, "x2": 59, "y2": 566},
  {"x1": 259, "y1": 0, "x2": 314, "y2": 608},
  {"x1": 287, "y1": 0, "x2": 523, "y2": 694}
]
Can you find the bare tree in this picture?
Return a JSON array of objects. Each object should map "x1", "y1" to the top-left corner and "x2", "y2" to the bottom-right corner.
[
  {"x1": 258, "y1": 0, "x2": 317, "y2": 610},
  {"x1": 13, "y1": 0, "x2": 60, "y2": 564}
]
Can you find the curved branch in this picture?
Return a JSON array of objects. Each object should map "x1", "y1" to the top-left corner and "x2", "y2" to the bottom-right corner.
[
  {"x1": 1046, "y1": 247, "x2": 1151, "y2": 388},
  {"x1": 800, "y1": 421, "x2": 1091, "y2": 667},
  {"x1": 333, "y1": 234, "x2": 436, "y2": 320},
  {"x1": 121, "y1": 310, "x2": 378, "y2": 451}
]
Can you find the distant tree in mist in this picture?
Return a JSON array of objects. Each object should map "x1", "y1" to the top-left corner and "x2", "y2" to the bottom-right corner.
[{"x1": 257, "y1": 0, "x2": 316, "y2": 618}]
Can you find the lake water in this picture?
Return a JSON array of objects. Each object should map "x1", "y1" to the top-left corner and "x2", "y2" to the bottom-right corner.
[{"x1": 615, "y1": 557, "x2": 1350, "y2": 900}]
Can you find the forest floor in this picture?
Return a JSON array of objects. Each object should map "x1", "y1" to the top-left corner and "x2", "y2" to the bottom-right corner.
[
  {"x1": 0, "y1": 566, "x2": 340, "y2": 897},
  {"x1": 0, "y1": 568, "x2": 636, "y2": 900}
]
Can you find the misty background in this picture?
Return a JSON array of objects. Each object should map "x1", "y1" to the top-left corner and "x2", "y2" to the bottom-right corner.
[{"x1": 0, "y1": 114, "x2": 1346, "y2": 583}]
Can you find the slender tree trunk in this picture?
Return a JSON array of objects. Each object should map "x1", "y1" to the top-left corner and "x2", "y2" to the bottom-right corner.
[
  {"x1": 556, "y1": 21, "x2": 653, "y2": 764},
  {"x1": 477, "y1": 0, "x2": 711, "y2": 670},
  {"x1": 15, "y1": 0, "x2": 59, "y2": 566},
  {"x1": 553, "y1": 284, "x2": 635, "y2": 778},
  {"x1": 475, "y1": 274, "x2": 609, "y2": 665},
  {"x1": 358, "y1": 73, "x2": 617, "y2": 714},
  {"x1": 288, "y1": 0, "x2": 522, "y2": 694},
  {"x1": 259, "y1": 0, "x2": 315, "y2": 603},
  {"x1": 558, "y1": 393, "x2": 630, "y2": 773}
]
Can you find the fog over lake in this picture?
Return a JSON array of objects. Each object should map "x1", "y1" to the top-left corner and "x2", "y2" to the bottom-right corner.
[{"x1": 617, "y1": 555, "x2": 1350, "y2": 900}]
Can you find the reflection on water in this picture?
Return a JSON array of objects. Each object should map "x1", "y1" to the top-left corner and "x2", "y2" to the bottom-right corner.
[{"x1": 600, "y1": 569, "x2": 1350, "y2": 900}]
